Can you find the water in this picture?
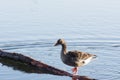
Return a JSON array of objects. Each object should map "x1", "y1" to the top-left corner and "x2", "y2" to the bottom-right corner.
[{"x1": 0, "y1": 0, "x2": 120, "y2": 80}]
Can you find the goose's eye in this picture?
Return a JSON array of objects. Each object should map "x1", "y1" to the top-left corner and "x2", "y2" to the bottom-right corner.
[{"x1": 82, "y1": 61, "x2": 85, "y2": 64}]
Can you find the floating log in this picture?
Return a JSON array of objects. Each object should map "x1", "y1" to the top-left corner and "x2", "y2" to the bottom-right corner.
[{"x1": 0, "y1": 50, "x2": 96, "y2": 80}]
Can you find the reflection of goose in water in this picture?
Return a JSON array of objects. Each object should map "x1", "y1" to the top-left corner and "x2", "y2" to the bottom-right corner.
[
  {"x1": 72, "y1": 75, "x2": 96, "y2": 80},
  {"x1": 55, "y1": 39, "x2": 97, "y2": 74}
]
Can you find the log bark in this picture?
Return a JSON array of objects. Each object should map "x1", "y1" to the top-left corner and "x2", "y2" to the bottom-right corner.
[{"x1": 0, "y1": 50, "x2": 96, "y2": 80}]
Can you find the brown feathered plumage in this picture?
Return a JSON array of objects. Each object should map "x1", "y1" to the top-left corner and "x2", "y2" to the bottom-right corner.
[{"x1": 54, "y1": 39, "x2": 97, "y2": 74}]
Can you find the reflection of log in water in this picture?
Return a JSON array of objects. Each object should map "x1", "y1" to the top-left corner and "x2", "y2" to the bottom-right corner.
[
  {"x1": 0, "y1": 50, "x2": 96, "y2": 80},
  {"x1": 0, "y1": 58, "x2": 52, "y2": 74}
]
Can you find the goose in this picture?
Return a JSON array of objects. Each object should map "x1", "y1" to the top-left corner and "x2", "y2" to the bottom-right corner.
[{"x1": 54, "y1": 39, "x2": 97, "y2": 74}]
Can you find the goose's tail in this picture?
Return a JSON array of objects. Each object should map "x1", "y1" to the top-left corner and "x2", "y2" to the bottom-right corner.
[{"x1": 92, "y1": 55, "x2": 97, "y2": 59}]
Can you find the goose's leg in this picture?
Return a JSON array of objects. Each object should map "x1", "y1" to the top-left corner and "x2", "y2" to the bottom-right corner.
[{"x1": 72, "y1": 67, "x2": 78, "y2": 74}]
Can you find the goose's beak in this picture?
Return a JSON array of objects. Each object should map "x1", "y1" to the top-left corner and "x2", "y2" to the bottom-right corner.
[{"x1": 54, "y1": 43, "x2": 58, "y2": 46}]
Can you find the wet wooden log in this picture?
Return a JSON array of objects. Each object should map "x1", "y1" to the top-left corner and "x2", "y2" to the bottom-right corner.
[
  {"x1": 0, "y1": 49, "x2": 96, "y2": 80},
  {"x1": 0, "y1": 49, "x2": 72, "y2": 76}
]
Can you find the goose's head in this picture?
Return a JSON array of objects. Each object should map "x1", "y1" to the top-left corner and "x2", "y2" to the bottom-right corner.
[{"x1": 54, "y1": 39, "x2": 65, "y2": 46}]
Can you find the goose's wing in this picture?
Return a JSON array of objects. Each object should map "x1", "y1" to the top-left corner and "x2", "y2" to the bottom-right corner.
[{"x1": 67, "y1": 50, "x2": 93, "y2": 60}]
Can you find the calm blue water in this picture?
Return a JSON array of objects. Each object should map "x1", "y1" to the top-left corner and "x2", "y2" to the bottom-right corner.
[{"x1": 0, "y1": 0, "x2": 120, "y2": 80}]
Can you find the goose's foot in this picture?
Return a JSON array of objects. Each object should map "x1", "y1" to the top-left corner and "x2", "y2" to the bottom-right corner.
[{"x1": 72, "y1": 67, "x2": 78, "y2": 75}]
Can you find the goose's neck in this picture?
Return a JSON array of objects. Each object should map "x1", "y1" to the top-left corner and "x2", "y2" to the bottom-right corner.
[{"x1": 61, "y1": 43, "x2": 67, "y2": 54}]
